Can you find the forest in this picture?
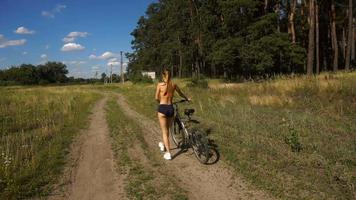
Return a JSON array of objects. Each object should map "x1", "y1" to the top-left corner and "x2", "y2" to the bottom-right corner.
[
  {"x1": 0, "y1": 62, "x2": 105, "y2": 85},
  {"x1": 127, "y1": 0, "x2": 355, "y2": 80},
  {"x1": 0, "y1": 62, "x2": 68, "y2": 85}
]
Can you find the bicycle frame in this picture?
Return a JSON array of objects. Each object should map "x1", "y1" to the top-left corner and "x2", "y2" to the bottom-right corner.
[
  {"x1": 172, "y1": 100, "x2": 211, "y2": 164},
  {"x1": 172, "y1": 100, "x2": 192, "y2": 145}
]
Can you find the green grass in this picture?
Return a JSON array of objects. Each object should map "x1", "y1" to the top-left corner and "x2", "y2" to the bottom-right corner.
[
  {"x1": 0, "y1": 86, "x2": 101, "y2": 199},
  {"x1": 105, "y1": 72, "x2": 356, "y2": 200},
  {"x1": 105, "y1": 97, "x2": 188, "y2": 200}
]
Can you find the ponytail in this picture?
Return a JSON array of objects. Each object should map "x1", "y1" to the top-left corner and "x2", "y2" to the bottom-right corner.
[{"x1": 162, "y1": 69, "x2": 172, "y2": 96}]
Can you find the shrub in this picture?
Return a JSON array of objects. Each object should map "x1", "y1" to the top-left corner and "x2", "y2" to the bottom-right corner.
[
  {"x1": 187, "y1": 76, "x2": 208, "y2": 88},
  {"x1": 129, "y1": 71, "x2": 153, "y2": 84},
  {"x1": 284, "y1": 125, "x2": 302, "y2": 153}
]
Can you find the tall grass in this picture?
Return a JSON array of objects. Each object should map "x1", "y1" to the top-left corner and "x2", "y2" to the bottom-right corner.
[
  {"x1": 109, "y1": 72, "x2": 356, "y2": 199},
  {"x1": 0, "y1": 86, "x2": 101, "y2": 199}
]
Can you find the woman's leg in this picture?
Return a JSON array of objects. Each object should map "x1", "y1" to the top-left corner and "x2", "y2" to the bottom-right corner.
[{"x1": 158, "y1": 113, "x2": 170, "y2": 154}]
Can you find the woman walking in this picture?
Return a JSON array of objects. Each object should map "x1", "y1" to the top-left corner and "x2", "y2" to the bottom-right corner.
[{"x1": 155, "y1": 69, "x2": 189, "y2": 160}]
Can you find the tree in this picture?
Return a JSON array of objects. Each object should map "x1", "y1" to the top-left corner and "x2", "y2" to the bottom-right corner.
[
  {"x1": 307, "y1": 0, "x2": 316, "y2": 75},
  {"x1": 315, "y1": 1, "x2": 320, "y2": 74},
  {"x1": 101, "y1": 73, "x2": 107, "y2": 82},
  {"x1": 127, "y1": 0, "x2": 348, "y2": 79},
  {"x1": 37, "y1": 62, "x2": 68, "y2": 83},
  {"x1": 345, "y1": 0, "x2": 353, "y2": 70},
  {"x1": 1, "y1": 64, "x2": 38, "y2": 84},
  {"x1": 289, "y1": 0, "x2": 297, "y2": 44},
  {"x1": 331, "y1": 0, "x2": 338, "y2": 72},
  {"x1": 0, "y1": 62, "x2": 68, "y2": 85}
]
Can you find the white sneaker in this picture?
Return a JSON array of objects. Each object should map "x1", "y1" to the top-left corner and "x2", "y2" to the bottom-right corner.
[
  {"x1": 163, "y1": 152, "x2": 172, "y2": 160},
  {"x1": 158, "y1": 142, "x2": 165, "y2": 152}
]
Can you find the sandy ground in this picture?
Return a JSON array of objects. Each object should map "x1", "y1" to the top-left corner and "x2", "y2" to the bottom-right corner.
[{"x1": 48, "y1": 97, "x2": 126, "y2": 200}]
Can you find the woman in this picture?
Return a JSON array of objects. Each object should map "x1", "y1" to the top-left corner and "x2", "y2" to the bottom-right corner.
[{"x1": 155, "y1": 69, "x2": 189, "y2": 160}]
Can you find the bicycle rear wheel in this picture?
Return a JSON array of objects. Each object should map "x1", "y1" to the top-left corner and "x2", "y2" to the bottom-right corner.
[
  {"x1": 170, "y1": 119, "x2": 184, "y2": 147},
  {"x1": 190, "y1": 129, "x2": 210, "y2": 164}
]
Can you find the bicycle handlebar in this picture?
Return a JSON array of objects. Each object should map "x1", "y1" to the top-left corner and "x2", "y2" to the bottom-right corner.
[{"x1": 173, "y1": 99, "x2": 189, "y2": 104}]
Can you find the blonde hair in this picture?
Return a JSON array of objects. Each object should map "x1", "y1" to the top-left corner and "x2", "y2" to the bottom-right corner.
[{"x1": 162, "y1": 69, "x2": 172, "y2": 96}]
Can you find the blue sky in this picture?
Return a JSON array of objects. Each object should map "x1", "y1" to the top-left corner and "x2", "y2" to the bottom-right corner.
[{"x1": 0, "y1": 0, "x2": 156, "y2": 77}]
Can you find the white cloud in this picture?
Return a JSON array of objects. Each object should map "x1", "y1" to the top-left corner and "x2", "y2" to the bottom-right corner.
[
  {"x1": 0, "y1": 34, "x2": 26, "y2": 48},
  {"x1": 89, "y1": 54, "x2": 97, "y2": 59},
  {"x1": 41, "y1": 11, "x2": 54, "y2": 18},
  {"x1": 102, "y1": 52, "x2": 118, "y2": 59},
  {"x1": 22, "y1": 51, "x2": 28, "y2": 55},
  {"x1": 14, "y1": 26, "x2": 35, "y2": 34},
  {"x1": 61, "y1": 43, "x2": 85, "y2": 51},
  {"x1": 89, "y1": 51, "x2": 118, "y2": 60},
  {"x1": 41, "y1": 54, "x2": 47, "y2": 59},
  {"x1": 68, "y1": 32, "x2": 89, "y2": 38},
  {"x1": 62, "y1": 31, "x2": 89, "y2": 43},
  {"x1": 107, "y1": 61, "x2": 120, "y2": 66},
  {"x1": 54, "y1": 4, "x2": 66, "y2": 12},
  {"x1": 62, "y1": 37, "x2": 75, "y2": 43},
  {"x1": 109, "y1": 58, "x2": 118, "y2": 62},
  {"x1": 42, "y1": 4, "x2": 66, "y2": 18},
  {"x1": 63, "y1": 60, "x2": 86, "y2": 65},
  {"x1": 91, "y1": 65, "x2": 100, "y2": 70},
  {"x1": 45, "y1": 44, "x2": 50, "y2": 49}
]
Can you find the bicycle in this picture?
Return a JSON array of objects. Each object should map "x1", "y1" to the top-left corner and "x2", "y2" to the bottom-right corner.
[{"x1": 170, "y1": 99, "x2": 211, "y2": 164}]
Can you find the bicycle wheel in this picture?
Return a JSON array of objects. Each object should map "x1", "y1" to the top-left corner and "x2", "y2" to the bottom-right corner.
[
  {"x1": 170, "y1": 119, "x2": 184, "y2": 147},
  {"x1": 190, "y1": 129, "x2": 210, "y2": 164}
]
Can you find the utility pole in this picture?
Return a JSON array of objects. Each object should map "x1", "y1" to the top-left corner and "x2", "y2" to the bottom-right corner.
[
  {"x1": 110, "y1": 64, "x2": 113, "y2": 84},
  {"x1": 120, "y1": 51, "x2": 124, "y2": 83},
  {"x1": 104, "y1": 68, "x2": 108, "y2": 84}
]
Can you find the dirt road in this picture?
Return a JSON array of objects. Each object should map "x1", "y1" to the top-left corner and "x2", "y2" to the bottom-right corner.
[
  {"x1": 48, "y1": 97, "x2": 126, "y2": 200},
  {"x1": 49, "y1": 94, "x2": 273, "y2": 200},
  {"x1": 115, "y1": 94, "x2": 273, "y2": 200}
]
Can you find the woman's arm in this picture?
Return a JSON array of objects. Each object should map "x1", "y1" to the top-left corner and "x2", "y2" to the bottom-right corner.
[
  {"x1": 155, "y1": 84, "x2": 160, "y2": 103},
  {"x1": 175, "y1": 85, "x2": 189, "y2": 100}
]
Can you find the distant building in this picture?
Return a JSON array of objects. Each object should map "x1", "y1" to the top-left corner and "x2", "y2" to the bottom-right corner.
[{"x1": 142, "y1": 71, "x2": 156, "y2": 80}]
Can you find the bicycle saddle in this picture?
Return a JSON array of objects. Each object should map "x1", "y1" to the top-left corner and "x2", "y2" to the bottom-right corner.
[{"x1": 184, "y1": 109, "x2": 195, "y2": 116}]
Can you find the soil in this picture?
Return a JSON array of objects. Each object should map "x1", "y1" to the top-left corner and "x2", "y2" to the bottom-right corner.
[{"x1": 47, "y1": 97, "x2": 126, "y2": 200}]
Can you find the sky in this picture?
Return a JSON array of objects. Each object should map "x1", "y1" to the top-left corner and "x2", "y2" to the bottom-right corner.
[{"x1": 0, "y1": 0, "x2": 156, "y2": 78}]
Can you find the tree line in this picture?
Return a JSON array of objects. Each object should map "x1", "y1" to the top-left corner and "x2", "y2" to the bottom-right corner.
[
  {"x1": 0, "y1": 62, "x2": 99, "y2": 85},
  {"x1": 127, "y1": 0, "x2": 355, "y2": 80}
]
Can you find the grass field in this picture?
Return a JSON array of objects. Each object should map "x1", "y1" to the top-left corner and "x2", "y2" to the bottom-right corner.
[
  {"x1": 106, "y1": 97, "x2": 188, "y2": 200},
  {"x1": 105, "y1": 72, "x2": 356, "y2": 200},
  {"x1": 0, "y1": 71, "x2": 355, "y2": 199},
  {"x1": 0, "y1": 86, "x2": 101, "y2": 199}
]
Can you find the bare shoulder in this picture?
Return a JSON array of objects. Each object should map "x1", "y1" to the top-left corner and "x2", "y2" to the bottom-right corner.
[
  {"x1": 158, "y1": 82, "x2": 166, "y2": 86},
  {"x1": 157, "y1": 82, "x2": 166, "y2": 87}
]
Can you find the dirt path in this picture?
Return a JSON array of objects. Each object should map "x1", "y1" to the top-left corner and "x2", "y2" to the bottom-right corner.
[
  {"x1": 115, "y1": 94, "x2": 274, "y2": 200},
  {"x1": 48, "y1": 97, "x2": 125, "y2": 200}
]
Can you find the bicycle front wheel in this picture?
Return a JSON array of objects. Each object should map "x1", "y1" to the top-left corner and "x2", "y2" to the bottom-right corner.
[
  {"x1": 171, "y1": 119, "x2": 184, "y2": 147},
  {"x1": 190, "y1": 129, "x2": 210, "y2": 164}
]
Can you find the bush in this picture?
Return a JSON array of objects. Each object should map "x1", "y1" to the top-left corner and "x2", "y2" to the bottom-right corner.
[
  {"x1": 0, "y1": 81, "x2": 17, "y2": 86},
  {"x1": 284, "y1": 125, "x2": 302, "y2": 153},
  {"x1": 187, "y1": 76, "x2": 208, "y2": 88},
  {"x1": 129, "y1": 71, "x2": 153, "y2": 84}
]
